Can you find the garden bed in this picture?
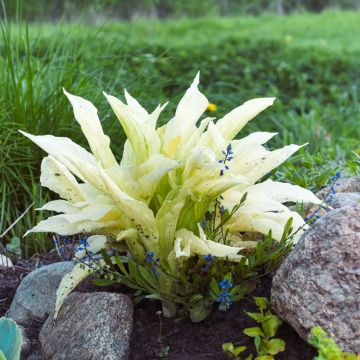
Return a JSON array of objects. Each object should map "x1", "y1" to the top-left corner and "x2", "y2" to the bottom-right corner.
[{"x1": 1, "y1": 260, "x2": 316, "y2": 360}]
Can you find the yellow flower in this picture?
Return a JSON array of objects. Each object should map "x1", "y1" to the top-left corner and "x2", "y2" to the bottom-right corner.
[{"x1": 207, "y1": 102, "x2": 217, "y2": 112}]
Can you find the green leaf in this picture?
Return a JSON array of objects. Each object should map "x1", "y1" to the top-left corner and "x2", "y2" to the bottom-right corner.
[
  {"x1": 262, "y1": 315, "x2": 282, "y2": 338},
  {"x1": 6, "y1": 237, "x2": 21, "y2": 256},
  {"x1": 244, "y1": 327, "x2": 265, "y2": 338},
  {"x1": 267, "y1": 339, "x2": 286, "y2": 355},
  {"x1": 0, "y1": 350, "x2": 6, "y2": 360},
  {"x1": 255, "y1": 356, "x2": 274, "y2": 360},
  {"x1": 128, "y1": 261, "x2": 144, "y2": 286},
  {"x1": 234, "y1": 346, "x2": 247, "y2": 356},
  {"x1": 0, "y1": 317, "x2": 23, "y2": 360},
  {"x1": 114, "y1": 253, "x2": 129, "y2": 276},
  {"x1": 100, "y1": 249, "x2": 114, "y2": 269},
  {"x1": 254, "y1": 297, "x2": 268, "y2": 311},
  {"x1": 254, "y1": 336, "x2": 262, "y2": 352},
  {"x1": 246, "y1": 311, "x2": 263, "y2": 323},
  {"x1": 210, "y1": 277, "x2": 220, "y2": 295},
  {"x1": 92, "y1": 278, "x2": 118, "y2": 286},
  {"x1": 138, "y1": 265, "x2": 158, "y2": 290}
]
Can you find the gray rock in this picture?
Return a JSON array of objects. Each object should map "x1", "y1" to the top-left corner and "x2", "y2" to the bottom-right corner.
[
  {"x1": 317, "y1": 175, "x2": 360, "y2": 200},
  {"x1": 39, "y1": 292, "x2": 133, "y2": 360},
  {"x1": 327, "y1": 192, "x2": 360, "y2": 209},
  {"x1": 18, "y1": 324, "x2": 31, "y2": 357},
  {"x1": 271, "y1": 205, "x2": 360, "y2": 353},
  {"x1": 7, "y1": 262, "x2": 73, "y2": 324}
]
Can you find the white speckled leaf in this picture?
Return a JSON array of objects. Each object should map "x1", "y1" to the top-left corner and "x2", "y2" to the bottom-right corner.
[
  {"x1": 63, "y1": 89, "x2": 117, "y2": 169},
  {"x1": 55, "y1": 262, "x2": 95, "y2": 318}
]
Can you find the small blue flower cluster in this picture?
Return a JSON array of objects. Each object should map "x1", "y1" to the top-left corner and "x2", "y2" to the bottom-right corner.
[
  {"x1": 53, "y1": 237, "x2": 75, "y2": 259},
  {"x1": 219, "y1": 144, "x2": 234, "y2": 176},
  {"x1": 200, "y1": 219, "x2": 207, "y2": 229},
  {"x1": 77, "y1": 237, "x2": 89, "y2": 252},
  {"x1": 217, "y1": 278, "x2": 233, "y2": 311},
  {"x1": 305, "y1": 171, "x2": 341, "y2": 225},
  {"x1": 146, "y1": 251, "x2": 161, "y2": 276},
  {"x1": 305, "y1": 209, "x2": 321, "y2": 224},
  {"x1": 203, "y1": 254, "x2": 214, "y2": 271},
  {"x1": 330, "y1": 171, "x2": 341, "y2": 195}
]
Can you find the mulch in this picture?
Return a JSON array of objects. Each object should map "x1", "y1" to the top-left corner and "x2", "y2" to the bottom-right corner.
[{"x1": 0, "y1": 259, "x2": 316, "y2": 360}]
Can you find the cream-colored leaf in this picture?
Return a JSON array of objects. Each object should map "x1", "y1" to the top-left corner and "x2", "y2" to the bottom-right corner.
[
  {"x1": 63, "y1": 89, "x2": 117, "y2": 169},
  {"x1": 244, "y1": 144, "x2": 304, "y2": 184},
  {"x1": 174, "y1": 228, "x2": 242, "y2": 257},
  {"x1": 249, "y1": 180, "x2": 321, "y2": 204},
  {"x1": 40, "y1": 156, "x2": 86, "y2": 202},
  {"x1": 104, "y1": 92, "x2": 160, "y2": 163},
  {"x1": 163, "y1": 72, "x2": 208, "y2": 156},
  {"x1": 216, "y1": 97, "x2": 275, "y2": 141},
  {"x1": 75, "y1": 235, "x2": 107, "y2": 260},
  {"x1": 55, "y1": 262, "x2": 97, "y2": 318},
  {"x1": 20, "y1": 131, "x2": 96, "y2": 181}
]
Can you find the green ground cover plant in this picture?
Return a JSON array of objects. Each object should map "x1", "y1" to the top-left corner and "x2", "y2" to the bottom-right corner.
[{"x1": 0, "y1": 11, "x2": 359, "y2": 255}]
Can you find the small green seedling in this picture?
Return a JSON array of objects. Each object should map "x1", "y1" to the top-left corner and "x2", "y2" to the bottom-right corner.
[
  {"x1": 308, "y1": 326, "x2": 358, "y2": 360},
  {"x1": 0, "y1": 317, "x2": 23, "y2": 360},
  {"x1": 222, "y1": 342, "x2": 252, "y2": 360},
  {"x1": 243, "y1": 297, "x2": 285, "y2": 360}
]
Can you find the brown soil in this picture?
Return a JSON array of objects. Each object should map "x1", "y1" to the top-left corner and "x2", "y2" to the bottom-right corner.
[
  {"x1": 1, "y1": 261, "x2": 316, "y2": 360},
  {"x1": 128, "y1": 277, "x2": 316, "y2": 360}
]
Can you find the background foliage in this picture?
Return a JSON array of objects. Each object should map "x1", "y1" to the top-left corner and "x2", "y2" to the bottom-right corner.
[
  {"x1": 0, "y1": 3, "x2": 359, "y2": 255},
  {"x1": 2, "y1": 0, "x2": 360, "y2": 20}
]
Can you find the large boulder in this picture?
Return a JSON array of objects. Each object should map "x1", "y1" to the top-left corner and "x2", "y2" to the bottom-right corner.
[
  {"x1": 326, "y1": 192, "x2": 360, "y2": 209},
  {"x1": 271, "y1": 205, "x2": 360, "y2": 353},
  {"x1": 39, "y1": 292, "x2": 133, "y2": 360},
  {"x1": 7, "y1": 262, "x2": 73, "y2": 324}
]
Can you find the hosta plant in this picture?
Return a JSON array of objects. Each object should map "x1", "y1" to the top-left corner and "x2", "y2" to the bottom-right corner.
[{"x1": 22, "y1": 73, "x2": 320, "y2": 320}]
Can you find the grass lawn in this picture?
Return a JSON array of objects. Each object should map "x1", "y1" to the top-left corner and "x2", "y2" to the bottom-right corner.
[{"x1": 0, "y1": 10, "x2": 359, "y2": 255}]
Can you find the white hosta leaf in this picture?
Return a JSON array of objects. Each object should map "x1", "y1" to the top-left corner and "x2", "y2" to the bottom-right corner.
[
  {"x1": 224, "y1": 192, "x2": 306, "y2": 242},
  {"x1": 120, "y1": 140, "x2": 137, "y2": 166},
  {"x1": 104, "y1": 92, "x2": 160, "y2": 163},
  {"x1": 174, "y1": 228, "x2": 243, "y2": 258},
  {"x1": 136, "y1": 155, "x2": 179, "y2": 202},
  {"x1": 191, "y1": 176, "x2": 247, "y2": 202},
  {"x1": 0, "y1": 254, "x2": 14, "y2": 268},
  {"x1": 198, "y1": 120, "x2": 227, "y2": 154},
  {"x1": 55, "y1": 261, "x2": 99, "y2": 318},
  {"x1": 37, "y1": 200, "x2": 86, "y2": 213},
  {"x1": 249, "y1": 180, "x2": 321, "y2": 204},
  {"x1": 20, "y1": 131, "x2": 97, "y2": 182},
  {"x1": 75, "y1": 235, "x2": 107, "y2": 260},
  {"x1": 240, "y1": 144, "x2": 304, "y2": 184},
  {"x1": 232, "y1": 132, "x2": 278, "y2": 153},
  {"x1": 215, "y1": 97, "x2": 275, "y2": 141},
  {"x1": 40, "y1": 156, "x2": 86, "y2": 202},
  {"x1": 98, "y1": 167, "x2": 159, "y2": 249},
  {"x1": 124, "y1": 90, "x2": 167, "y2": 129},
  {"x1": 156, "y1": 189, "x2": 186, "y2": 258},
  {"x1": 163, "y1": 72, "x2": 208, "y2": 156},
  {"x1": 25, "y1": 204, "x2": 122, "y2": 236},
  {"x1": 63, "y1": 89, "x2": 117, "y2": 169},
  {"x1": 175, "y1": 117, "x2": 212, "y2": 162},
  {"x1": 183, "y1": 146, "x2": 217, "y2": 180}
]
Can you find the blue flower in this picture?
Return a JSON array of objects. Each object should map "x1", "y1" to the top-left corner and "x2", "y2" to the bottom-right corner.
[
  {"x1": 200, "y1": 219, "x2": 207, "y2": 229},
  {"x1": 146, "y1": 251, "x2": 161, "y2": 276},
  {"x1": 203, "y1": 254, "x2": 214, "y2": 271},
  {"x1": 146, "y1": 251, "x2": 154, "y2": 262},
  {"x1": 219, "y1": 278, "x2": 233, "y2": 290},
  {"x1": 217, "y1": 286, "x2": 233, "y2": 311}
]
